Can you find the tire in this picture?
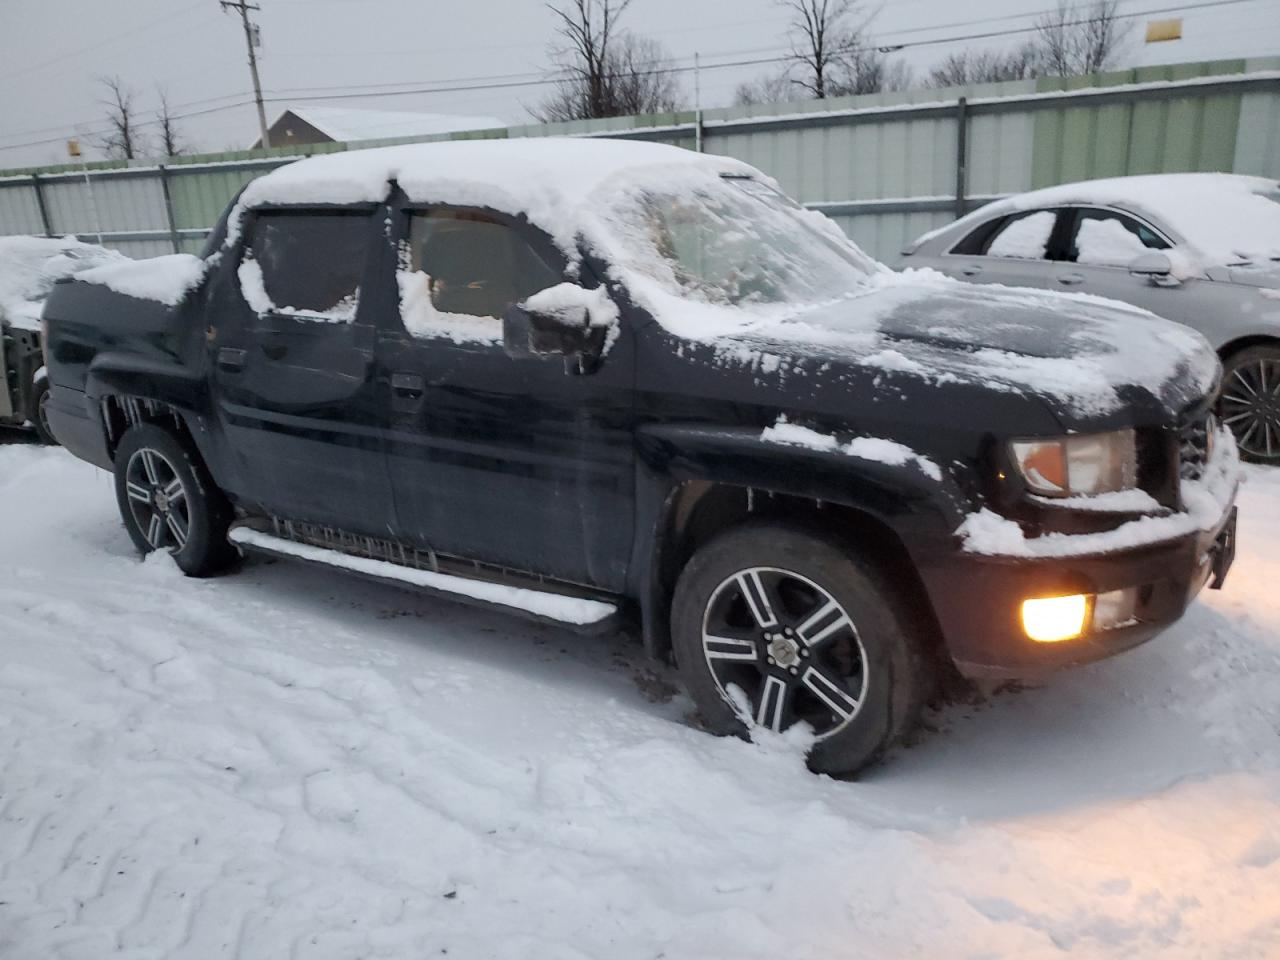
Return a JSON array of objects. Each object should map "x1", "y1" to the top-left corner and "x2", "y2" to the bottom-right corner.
[
  {"x1": 1218, "y1": 345, "x2": 1280, "y2": 465},
  {"x1": 670, "y1": 522, "x2": 930, "y2": 778},
  {"x1": 113, "y1": 423, "x2": 237, "y2": 576},
  {"x1": 30, "y1": 380, "x2": 56, "y2": 446}
]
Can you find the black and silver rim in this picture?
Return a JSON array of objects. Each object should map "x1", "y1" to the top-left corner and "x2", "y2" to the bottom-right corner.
[
  {"x1": 701, "y1": 566, "x2": 868, "y2": 739},
  {"x1": 1220, "y1": 359, "x2": 1280, "y2": 459},
  {"x1": 124, "y1": 448, "x2": 190, "y2": 551}
]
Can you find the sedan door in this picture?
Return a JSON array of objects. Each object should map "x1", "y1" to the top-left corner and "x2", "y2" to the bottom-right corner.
[
  {"x1": 375, "y1": 205, "x2": 635, "y2": 591},
  {"x1": 936, "y1": 208, "x2": 1067, "y2": 290}
]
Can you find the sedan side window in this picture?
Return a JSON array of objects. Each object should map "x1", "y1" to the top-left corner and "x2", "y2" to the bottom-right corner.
[
  {"x1": 244, "y1": 211, "x2": 369, "y2": 320},
  {"x1": 398, "y1": 210, "x2": 560, "y2": 343},
  {"x1": 984, "y1": 210, "x2": 1058, "y2": 260},
  {"x1": 1069, "y1": 208, "x2": 1170, "y2": 265}
]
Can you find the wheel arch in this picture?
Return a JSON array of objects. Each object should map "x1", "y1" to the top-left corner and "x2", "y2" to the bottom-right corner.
[
  {"x1": 640, "y1": 478, "x2": 949, "y2": 666},
  {"x1": 1218, "y1": 333, "x2": 1280, "y2": 365}
]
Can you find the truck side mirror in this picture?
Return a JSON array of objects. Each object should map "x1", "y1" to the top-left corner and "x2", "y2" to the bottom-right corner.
[
  {"x1": 1128, "y1": 251, "x2": 1180, "y2": 287},
  {"x1": 502, "y1": 283, "x2": 612, "y2": 375}
]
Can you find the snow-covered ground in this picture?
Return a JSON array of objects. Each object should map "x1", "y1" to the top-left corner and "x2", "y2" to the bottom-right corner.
[{"x1": 1, "y1": 437, "x2": 1278, "y2": 959}]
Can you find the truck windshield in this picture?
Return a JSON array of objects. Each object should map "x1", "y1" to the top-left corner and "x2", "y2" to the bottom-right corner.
[{"x1": 612, "y1": 175, "x2": 876, "y2": 307}]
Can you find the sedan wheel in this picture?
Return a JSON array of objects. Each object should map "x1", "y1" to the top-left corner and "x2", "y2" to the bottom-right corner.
[{"x1": 1219, "y1": 347, "x2": 1280, "y2": 464}]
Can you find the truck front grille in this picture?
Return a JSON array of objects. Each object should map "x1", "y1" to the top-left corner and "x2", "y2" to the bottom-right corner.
[{"x1": 1179, "y1": 412, "x2": 1213, "y2": 482}]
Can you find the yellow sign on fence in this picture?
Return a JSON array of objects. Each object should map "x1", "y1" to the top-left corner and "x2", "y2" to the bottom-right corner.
[{"x1": 1145, "y1": 18, "x2": 1184, "y2": 43}]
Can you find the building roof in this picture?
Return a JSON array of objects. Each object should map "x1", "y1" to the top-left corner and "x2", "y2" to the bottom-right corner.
[{"x1": 273, "y1": 107, "x2": 505, "y2": 144}]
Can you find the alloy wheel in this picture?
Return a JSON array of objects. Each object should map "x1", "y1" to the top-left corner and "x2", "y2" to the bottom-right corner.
[
  {"x1": 700, "y1": 566, "x2": 868, "y2": 739},
  {"x1": 124, "y1": 447, "x2": 191, "y2": 551},
  {"x1": 1220, "y1": 359, "x2": 1280, "y2": 460}
]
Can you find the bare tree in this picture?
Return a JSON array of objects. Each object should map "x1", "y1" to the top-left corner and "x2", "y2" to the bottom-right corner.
[
  {"x1": 734, "y1": 72, "x2": 795, "y2": 106},
  {"x1": 779, "y1": 0, "x2": 880, "y2": 99},
  {"x1": 97, "y1": 75, "x2": 146, "y2": 160},
  {"x1": 829, "y1": 46, "x2": 913, "y2": 95},
  {"x1": 1034, "y1": 0, "x2": 1131, "y2": 78},
  {"x1": 534, "y1": 0, "x2": 680, "y2": 121},
  {"x1": 927, "y1": 44, "x2": 1041, "y2": 87},
  {"x1": 155, "y1": 89, "x2": 185, "y2": 157}
]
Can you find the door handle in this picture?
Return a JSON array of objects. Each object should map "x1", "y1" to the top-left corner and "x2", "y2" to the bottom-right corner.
[
  {"x1": 1057, "y1": 273, "x2": 1085, "y2": 286},
  {"x1": 391, "y1": 371, "x2": 426, "y2": 413},
  {"x1": 960, "y1": 264, "x2": 983, "y2": 277},
  {"x1": 217, "y1": 347, "x2": 246, "y2": 372}
]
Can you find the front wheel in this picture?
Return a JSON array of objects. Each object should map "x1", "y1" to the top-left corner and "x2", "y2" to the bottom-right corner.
[
  {"x1": 670, "y1": 523, "x2": 930, "y2": 778},
  {"x1": 113, "y1": 423, "x2": 236, "y2": 576},
  {"x1": 1218, "y1": 345, "x2": 1280, "y2": 464}
]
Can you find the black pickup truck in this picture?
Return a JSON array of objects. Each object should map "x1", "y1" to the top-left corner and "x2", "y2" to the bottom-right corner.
[{"x1": 41, "y1": 139, "x2": 1239, "y2": 775}]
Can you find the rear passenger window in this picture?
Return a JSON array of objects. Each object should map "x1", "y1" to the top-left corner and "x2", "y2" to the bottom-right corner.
[
  {"x1": 397, "y1": 210, "x2": 560, "y2": 343},
  {"x1": 243, "y1": 211, "x2": 369, "y2": 320},
  {"x1": 985, "y1": 210, "x2": 1057, "y2": 259}
]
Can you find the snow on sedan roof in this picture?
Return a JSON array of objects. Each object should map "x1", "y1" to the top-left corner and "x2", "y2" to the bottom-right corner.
[
  {"x1": 228, "y1": 138, "x2": 760, "y2": 253},
  {"x1": 948, "y1": 173, "x2": 1280, "y2": 268}
]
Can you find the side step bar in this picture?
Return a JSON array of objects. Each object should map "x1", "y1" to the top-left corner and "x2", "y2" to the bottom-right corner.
[{"x1": 228, "y1": 527, "x2": 619, "y2": 630}]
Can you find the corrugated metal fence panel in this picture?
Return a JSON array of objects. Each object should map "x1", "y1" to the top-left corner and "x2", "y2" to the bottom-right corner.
[
  {"x1": 169, "y1": 163, "x2": 275, "y2": 231},
  {"x1": 40, "y1": 173, "x2": 169, "y2": 236},
  {"x1": 108, "y1": 238, "x2": 178, "y2": 259},
  {"x1": 832, "y1": 210, "x2": 954, "y2": 260},
  {"x1": 0, "y1": 181, "x2": 45, "y2": 235},
  {"x1": 1234, "y1": 60, "x2": 1280, "y2": 177},
  {"x1": 1029, "y1": 60, "x2": 1255, "y2": 187}
]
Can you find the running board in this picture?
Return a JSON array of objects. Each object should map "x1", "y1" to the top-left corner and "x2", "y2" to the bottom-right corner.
[{"x1": 228, "y1": 527, "x2": 619, "y2": 630}]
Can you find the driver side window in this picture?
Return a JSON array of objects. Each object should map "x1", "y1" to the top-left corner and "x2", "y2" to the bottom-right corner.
[{"x1": 398, "y1": 209, "x2": 560, "y2": 343}]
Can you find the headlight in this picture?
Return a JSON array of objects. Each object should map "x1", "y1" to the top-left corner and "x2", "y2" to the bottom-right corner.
[{"x1": 1010, "y1": 429, "x2": 1137, "y2": 497}]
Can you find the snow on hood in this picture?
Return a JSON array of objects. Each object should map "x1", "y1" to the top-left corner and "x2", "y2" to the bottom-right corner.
[
  {"x1": 677, "y1": 269, "x2": 1219, "y2": 419},
  {"x1": 921, "y1": 173, "x2": 1280, "y2": 270},
  {"x1": 226, "y1": 138, "x2": 758, "y2": 254},
  {"x1": 76, "y1": 253, "x2": 208, "y2": 306},
  {"x1": 0, "y1": 235, "x2": 124, "y2": 331}
]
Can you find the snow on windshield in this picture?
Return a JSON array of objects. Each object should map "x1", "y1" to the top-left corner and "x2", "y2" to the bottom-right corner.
[{"x1": 600, "y1": 176, "x2": 875, "y2": 308}]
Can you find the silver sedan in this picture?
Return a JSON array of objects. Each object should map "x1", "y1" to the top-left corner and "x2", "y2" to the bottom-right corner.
[{"x1": 899, "y1": 173, "x2": 1280, "y2": 462}]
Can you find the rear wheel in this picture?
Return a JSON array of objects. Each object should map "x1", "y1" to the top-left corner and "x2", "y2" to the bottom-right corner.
[
  {"x1": 113, "y1": 423, "x2": 236, "y2": 576},
  {"x1": 671, "y1": 522, "x2": 930, "y2": 777},
  {"x1": 1218, "y1": 345, "x2": 1280, "y2": 464},
  {"x1": 30, "y1": 380, "x2": 56, "y2": 445}
]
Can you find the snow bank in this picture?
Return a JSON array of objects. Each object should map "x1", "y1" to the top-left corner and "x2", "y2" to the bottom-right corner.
[
  {"x1": 761, "y1": 416, "x2": 943, "y2": 481},
  {"x1": 958, "y1": 424, "x2": 1240, "y2": 558},
  {"x1": 77, "y1": 252, "x2": 207, "y2": 306},
  {"x1": 3, "y1": 444, "x2": 1280, "y2": 958},
  {"x1": 0, "y1": 234, "x2": 123, "y2": 330}
]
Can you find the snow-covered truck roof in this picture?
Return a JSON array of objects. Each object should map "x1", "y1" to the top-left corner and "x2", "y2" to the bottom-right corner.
[
  {"x1": 922, "y1": 173, "x2": 1280, "y2": 268},
  {"x1": 227, "y1": 137, "x2": 760, "y2": 253}
]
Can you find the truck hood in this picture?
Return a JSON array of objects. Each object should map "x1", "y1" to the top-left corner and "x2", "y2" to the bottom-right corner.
[{"x1": 698, "y1": 271, "x2": 1220, "y2": 422}]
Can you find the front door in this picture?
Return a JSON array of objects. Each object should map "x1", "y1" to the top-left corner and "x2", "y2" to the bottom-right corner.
[
  {"x1": 945, "y1": 208, "x2": 1064, "y2": 290},
  {"x1": 209, "y1": 207, "x2": 394, "y2": 535},
  {"x1": 376, "y1": 205, "x2": 635, "y2": 591}
]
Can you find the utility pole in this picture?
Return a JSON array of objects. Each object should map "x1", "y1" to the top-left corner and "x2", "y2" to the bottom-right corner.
[{"x1": 220, "y1": 0, "x2": 270, "y2": 149}]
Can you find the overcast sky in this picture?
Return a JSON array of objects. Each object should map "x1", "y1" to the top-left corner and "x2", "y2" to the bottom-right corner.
[{"x1": 2, "y1": 0, "x2": 1278, "y2": 168}]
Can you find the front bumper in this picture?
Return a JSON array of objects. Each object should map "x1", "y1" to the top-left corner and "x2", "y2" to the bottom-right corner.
[{"x1": 921, "y1": 413, "x2": 1241, "y2": 679}]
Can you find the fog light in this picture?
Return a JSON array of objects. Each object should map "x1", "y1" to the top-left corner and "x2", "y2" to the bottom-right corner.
[
  {"x1": 1021, "y1": 594, "x2": 1089, "y2": 643},
  {"x1": 1092, "y1": 587, "x2": 1138, "y2": 631}
]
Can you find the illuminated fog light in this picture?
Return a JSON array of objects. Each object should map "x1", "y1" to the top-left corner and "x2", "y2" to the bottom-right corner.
[
  {"x1": 1092, "y1": 587, "x2": 1139, "y2": 631},
  {"x1": 1021, "y1": 594, "x2": 1089, "y2": 643}
]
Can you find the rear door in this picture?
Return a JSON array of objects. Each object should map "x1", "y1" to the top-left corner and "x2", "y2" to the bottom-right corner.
[
  {"x1": 942, "y1": 208, "x2": 1067, "y2": 289},
  {"x1": 209, "y1": 207, "x2": 395, "y2": 535},
  {"x1": 375, "y1": 204, "x2": 636, "y2": 591}
]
